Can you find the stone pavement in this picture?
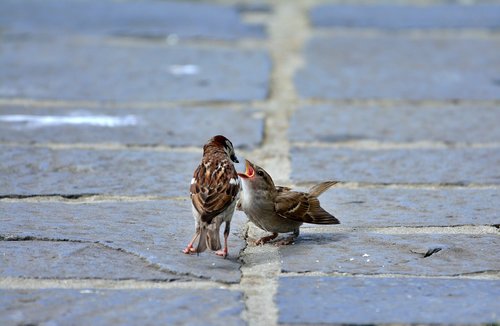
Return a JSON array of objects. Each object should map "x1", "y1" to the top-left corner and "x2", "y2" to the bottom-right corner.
[{"x1": 0, "y1": 0, "x2": 499, "y2": 325}]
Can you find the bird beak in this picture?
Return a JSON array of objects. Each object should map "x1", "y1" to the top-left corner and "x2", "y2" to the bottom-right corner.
[{"x1": 237, "y1": 159, "x2": 254, "y2": 179}]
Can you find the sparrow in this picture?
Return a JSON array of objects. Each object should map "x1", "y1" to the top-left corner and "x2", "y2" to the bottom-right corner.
[
  {"x1": 237, "y1": 160, "x2": 339, "y2": 245},
  {"x1": 183, "y1": 135, "x2": 240, "y2": 258}
]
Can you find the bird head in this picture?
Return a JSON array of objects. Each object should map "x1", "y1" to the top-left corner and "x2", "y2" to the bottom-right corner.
[
  {"x1": 204, "y1": 135, "x2": 239, "y2": 163},
  {"x1": 237, "y1": 159, "x2": 275, "y2": 192}
]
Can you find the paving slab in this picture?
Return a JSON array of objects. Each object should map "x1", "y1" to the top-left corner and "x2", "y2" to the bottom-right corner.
[
  {"x1": 277, "y1": 276, "x2": 500, "y2": 324},
  {"x1": 0, "y1": 106, "x2": 263, "y2": 148},
  {"x1": 279, "y1": 232, "x2": 500, "y2": 276},
  {"x1": 295, "y1": 35, "x2": 500, "y2": 100},
  {"x1": 0, "y1": 0, "x2": 264, "y2": 40},
  {"x1": 0, "y1": 201, "x2": 246, "y2": 283},
  {"x1": 0, "y1": 38, "x2": 270, "y2": 102},
  {"x1": 290, "y1": 105, "x2": 500, "y2": 143},
  {"x1": 0, "y1": 146, "x2": 200, "y2": 196},
  {"x1": 291, "y1": 146, "x2": 500, "y2": 185},
  {"x1": 318, "y1": 188, "x2": 500, "y2": 227},
  {"x1": 310, "y1": 4, "x2": 500, "y2": 29},
  {"x1": 0, "y1": 288, "x2": 245, "y2": 326},
  {"x1": 0, "y1": 241, "x2": 187, "y2": 281}
]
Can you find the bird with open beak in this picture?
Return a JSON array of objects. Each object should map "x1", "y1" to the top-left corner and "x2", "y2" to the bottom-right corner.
[
  {"x1": 237, "y1": 160, "x2": 339, "y2": 245},
  {"x1": 183, "y1": 135, "x2": 240, "y2": 258}
]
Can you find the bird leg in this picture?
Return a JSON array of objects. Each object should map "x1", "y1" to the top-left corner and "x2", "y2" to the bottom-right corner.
[
  {"x1": 255, "y1": 232, "x2": 278, "y2": 245},
  {"x1": 183, "y1": 227, "x2": 200, "y2": 254},
  {"x1": 215, "y1": 221, "x2": 230, "y2": 258},
  {"x1": 274, "y1": 229, "x2": 300, "y2": 246}
]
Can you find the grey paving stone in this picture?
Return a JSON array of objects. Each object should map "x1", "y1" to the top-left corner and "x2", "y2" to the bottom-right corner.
[
  {"x1": 0, "y1": 241, "x2": 187, "y2": 281},
  {"x1": 319, "y1": 188, "x2": 500, "y2": 227},
  {"x1": 290, "y1": 105, "x2": 500, "y2": 143},
  {"x1": 0, "y1": 288, "x2": 245, "y2": 326},
  {"x1": 0, "y1": 106, "x2": 263, "y2": 148},
  {"x1": 291, "y1": 146, "x2": 500, "y2": 185},
  {"x1": 0, "y1": 0, "x2": 264, "y2": 40},
  {"x1": 0, "y1": 201, "x2": 246, "y2": 283},
  {"x1": 0, "y1": 146, "x2": 200, "y2": 196},
  {"x1": 311, "y1": 4, "x2": 500, "y2": 29},
  {"x1": 279, "y1": 233, "x2": 500, "y2": 275},
  {"x1": 278, "y1": 276, "x2": 500, "y2": 324},
  {"x1": 295, "y1": 35, "x2": 500, "y2": 100},
  {"x1": 0, "y1": 38, "x2": 270, "y2": 102}
]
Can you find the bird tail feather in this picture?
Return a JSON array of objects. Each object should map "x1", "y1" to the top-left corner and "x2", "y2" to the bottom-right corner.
[
  {"x1": 206, "y1": 222, "x2": 222, "y2": 251},
  {"x1": 196, "y1": 223, "x2": 221, "y2": 254},
  {"x1": 308, "y1": 181, "x2": 338, "y2": 197}
]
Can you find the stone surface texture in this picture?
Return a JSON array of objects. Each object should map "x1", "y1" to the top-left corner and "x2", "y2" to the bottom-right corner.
[
  {"x1": 0, "y1": 39, "x2": 270, "y2": 102},
  {"x1": 291, "y1": 105, "x2": 500, "y2": 143},
  {"x1": 278, "y1": 277, "x2": 500, "y2": 324},
  {"x1": 296, "y1": 36, "x2": 500, "y2": 100},
  {"x1": 318, "y1": 188, "x2": 500, "y2": 227},
  {"x1": 310, "y1": 4, "x2": 500, "y2": 29},
  {"x1": 279, "y1": 232, "x2": 500, "y2": 275},
  {"x1": 0, "y1": 146, "x2": 199, "y2": 196},
  {"x1": 0, "y1": 201, "x2": 246, "y2": 283},
  {"x1": 0, "y1": 288, "x2": 245, "y2": 326},
  {"x1": 0, "y1": 106, "x2": 264, "y2": 147},
  {"x1": 0, "y1": 0, "x2": 264, "y2": 40},
  {"x1": 291, "y1": 147, "x2": 500, "y2": 185},
  {"x1": 1, "y1": 0, "x2": 499, "y2": 325}
]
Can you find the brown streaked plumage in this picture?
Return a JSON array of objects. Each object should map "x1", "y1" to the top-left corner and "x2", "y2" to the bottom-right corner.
[
  {"x1": 238, "y1": 160, "x2": 339, "y2": 245},
  {"x1": 183, "y1": 135, "x2": 240, "y2": 258}
]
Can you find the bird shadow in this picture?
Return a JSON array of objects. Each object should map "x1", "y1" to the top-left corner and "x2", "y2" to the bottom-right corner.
[{"x1": 292, "y1": 232, "x2": 350, "y2": 245}]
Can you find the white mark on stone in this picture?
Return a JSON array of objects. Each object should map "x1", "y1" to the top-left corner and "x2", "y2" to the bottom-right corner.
[
  {"x1": 0, "y1": 114, "x2": 138, "y2": 128},
  {"x1": 168, "y1": 64, "x2": 200, "y2": 76},
  {"x1": 362, "y1": 253, "x2": 370, "y2": 257},
  {"x1": 166, "y1": 34, "x2": 179, "y2": 45}
]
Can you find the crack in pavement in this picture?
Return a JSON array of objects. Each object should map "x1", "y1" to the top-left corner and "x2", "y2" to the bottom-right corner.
[{"x1": 0, "y1": 235, "x2": 221, "y2": 282}]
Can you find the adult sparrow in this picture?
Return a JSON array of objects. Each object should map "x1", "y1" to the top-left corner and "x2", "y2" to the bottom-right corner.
[
  {"x1": 238, "y1": 160, "x2": 339, "y2": 245},
  {"x1": 183, "y1": 135, "x2": 240, "y2": 258}
]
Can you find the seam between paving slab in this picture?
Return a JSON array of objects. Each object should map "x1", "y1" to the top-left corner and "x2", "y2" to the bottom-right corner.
[
  {"x1": 4, "y1": 98, "x2": 500, "y2": 110},
  {"x1": 1, "y1": 1, "x2": 500, "y2": 325},
  {"x1": 238, "y1": 2, "x2": 313, "y2": 324}
]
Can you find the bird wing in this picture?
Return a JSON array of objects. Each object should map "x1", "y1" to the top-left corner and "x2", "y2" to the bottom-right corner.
[
  {"x1": 274, "y1": 190, "x2": 339, "y2": 224},
  {"x1": 190, "y1": 159, "x2": 239, "y2": 224},
  {"x1": 275, "y1": 185, "x2": 292, "y2": 193}
]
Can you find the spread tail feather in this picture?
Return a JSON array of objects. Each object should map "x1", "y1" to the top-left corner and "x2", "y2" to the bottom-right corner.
[
  {"x1": 196, "y1": 226, "x2": 208, "y2": 253},
  {"x1": 206, "y1": 222, "x2": 222, "y2": 251},
  {"x1": 308, "y1": 181, "x2": 338, "y2": 197},
  {"x1": 196, "y1": 223, "x2": 221, "y2": 254}
]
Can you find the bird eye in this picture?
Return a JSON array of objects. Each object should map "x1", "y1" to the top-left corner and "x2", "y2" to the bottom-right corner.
[{"x1": 257, "y1": 170, "x2": 264, "y2": 177}]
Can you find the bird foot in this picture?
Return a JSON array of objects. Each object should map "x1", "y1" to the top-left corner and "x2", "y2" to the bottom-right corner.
[
  {"x1": 254, "y1": 233, "x2": 278, "y2": 246},
  {"x1": 182, "y1": 245, "x2": 196, "y2": 254},
  {"x1": 274, "y1": 236, "x2": 296, "y2": 246},
  {"x1": 215, "y1": 249, "x2": 228, "y2": 258}
]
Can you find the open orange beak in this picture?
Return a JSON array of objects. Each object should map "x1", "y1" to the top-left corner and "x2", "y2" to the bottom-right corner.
[{"x1": 237, "y1": 160, "x2": 255, "y2": 179}]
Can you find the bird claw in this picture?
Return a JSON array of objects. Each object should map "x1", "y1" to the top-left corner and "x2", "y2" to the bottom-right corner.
[
  {"x1": 254, "y1": 238, "x2": 267, "y2": 246},
  {"x1": 274, "y1": 238, "x2": 295, "y2": 246},
  {"x1": 215, "y1": 249, "x2": 228, "y2": 258},
  {"x1": 254, "y1": 233, "x2": 279, "y2": 246},
  {"x1": 182, "y1": 246, "x2": 196, "y2": 254}
]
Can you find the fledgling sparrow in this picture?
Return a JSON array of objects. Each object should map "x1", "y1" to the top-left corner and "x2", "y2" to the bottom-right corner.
[
  {"x1": 183, "y1": 135, "x2": 240, "y2": 258},
  {"x1": 238, "y1": 160, "x2": 339, "y2": 245}
]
